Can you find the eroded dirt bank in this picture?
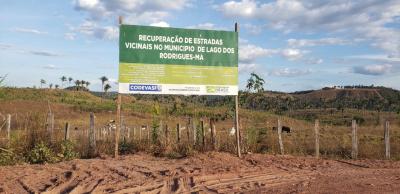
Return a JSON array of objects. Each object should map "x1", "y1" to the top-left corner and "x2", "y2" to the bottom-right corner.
[{"x1": 1, "y1": 152, "x2": 400, "y2": 193}]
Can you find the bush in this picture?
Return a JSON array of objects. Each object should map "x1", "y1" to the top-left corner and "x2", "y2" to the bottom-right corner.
[
  {"x1": 119, "y1": 140, "x2": 136, "y2": 155},
  {"x1": 26, "y1": 142, "x2": 58, "y2": 164},
  {"x1": 60, "y1": 140, "x2": 79, "y2": 161},
  {"x1": 0, "y1": 148, "x2": 20, "y2": 166},
  {"x1": 166, "y1": 144, "x2": 195, "y2": 159}
]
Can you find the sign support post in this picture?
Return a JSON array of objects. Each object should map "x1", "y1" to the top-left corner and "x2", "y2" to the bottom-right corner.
[
  {"x1": 115, "y1": 16, "x2": 123, "y2": 158},
  {"x1": 234, "y1": 23, "x2": 241, "y2": 158}
]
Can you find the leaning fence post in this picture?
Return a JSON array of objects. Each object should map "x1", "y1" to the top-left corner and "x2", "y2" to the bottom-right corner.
[
  {"x1": 314, "y1": 119, "x2": 320, "y2": 158},
  {"x1": 64, "y1": 122, "x2": 70, "y2": 141},
  {"x1": 351, "y1": 120, "x2": 358, "y2": 159},
  {"x1": 384, "y1": 120, "x2": 390, "y2": 159},
  {"x1": 6, "y1": 114, "x2": 11, "y2": 141},
  {"x1": 176, "y1": 123, "x2": 181, "y2": 143},
  {"x1": 89, "y1": 112, "x2": 96, "y2": 157},
  {"x1": 278, "y1": 119, "x2": 284, "y2": 155}
]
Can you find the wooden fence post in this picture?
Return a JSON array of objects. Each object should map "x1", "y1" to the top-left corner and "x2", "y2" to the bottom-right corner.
[
  {"x1": 47, "y1": 112, "x2": 54, "y2": 139},
  {"x1": 177, "y1": 123, "x2": 181, "y2": 143},
  {"x1": 210, "y1": 119, "x2": 216, "y2": 150},
  {"x1": 6, "y1": 114, "x2": 11, "y2": 141},
  {"x1": 186, "y1": 117, "x2": 191, "y2": 143},
  {"x1": 121, "y1": 115, "x2": 125, "y2": 141},
  {"x1": 147, "y1": 124, "x2": 150, "y2": 142},
  {"x1": 89, "y1": 112, "x2": 96, "y2": 157},
  {"x1": 351, "y1": 120, "x2": 358, "y2": 159},
  {"x1": 201, "y1": 120, "x2": 205, "y2": 148},
  {"x1": 278, "y1": 119, "x2": 284, "y2": 155},
  {"x1": 192, "y1": 118, "x2": 197, "y2": 145},
  {"x1": 165, "y1": 124, "x2": 169, "y2": 146},
  {"x1": 314, "y1": 119, "x2": 320, "y2": 158},
  {"x1": 384, "y1": 120, "x2": 390, "y2": 159},
  {"x1": 64, "y1": 122, "x2": 70, "y2": 141},
  {"x1": 133, "y1": 127, "x2": 136, "y2": 140}
]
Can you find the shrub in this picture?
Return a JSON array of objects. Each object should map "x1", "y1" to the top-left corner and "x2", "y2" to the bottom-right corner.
[
  {"x1": 119, "y1": 139, "x2": 136, "y2": 155},
  {"x1": 0, "y1": 148, "x2": 20, "y2": 166},
  {"x1": 60, "y1": 140, "x2": 78, "y2": 161},
  {"x1": 26, "y1": 142, "x2": 58, "y2": 164}
]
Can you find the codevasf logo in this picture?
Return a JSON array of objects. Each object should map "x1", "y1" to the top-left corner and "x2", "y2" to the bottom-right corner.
[{"x1": 129, "y1": 84, "x2": 162, "y2": 92}]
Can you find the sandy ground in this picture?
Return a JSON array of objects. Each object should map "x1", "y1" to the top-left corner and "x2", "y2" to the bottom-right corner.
[{"x1": 1, "y1": 152, "x2": 400, "y2": 194}]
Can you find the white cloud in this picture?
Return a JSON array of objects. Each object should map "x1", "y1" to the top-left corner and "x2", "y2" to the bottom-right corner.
[
  {"x1": 73, "y1": 0, "x2": 189, "y2": 21},
  {"x1": 303, "y1": 57, "x2": 323, "y2": 65},
  {"x1": 217, "y1": 0, "x2": 257, "y2": 18},
  {"x1": 269, "y1": 68, "x2": 312, "y2": 77},
  {"x1": 353, "y1": 64, "x2": 393, "y2": 75},
  {"x1": 64, "y1": 33, "x2": 76, "y2": 40},
  {"x1": 243, "y1": 23, "x2": 263, "y2": 34},
  {"x1": 72, "y1": 0, "x2": 190, "y2": 40},
  {"x1": 12, "y1": 28, "x2": 48, "y2": 35},
  {"x1": 281, "y1": 48, "x2": 307, "y2": 61},
  {"x1": 239, "y1": 44, "x2": 278, "y2": 63},
  {"x1": 29, "y1": 50, "x2": 60, "y2": 57},
  {"x1": 150, "y1": 21, "x2": 170, "y2": 27},
  {"x1": 217, "y1": 0, "x2": 400, "y2": 56},
  {"x1": 42, "y1": 64, "x2": 59, "y2": 70},
  {"x1": 287, "y1": 38, "x2": 351, "y2": 47},
  {"x1": 239, "y1": 63, "x2": 258, "y2": 73},
  {"x1": 0, "y1": 43, "x2": 12, "y2": 50},
  {"x1": 72, "y1": 20, "x2": 118, "y2": 40},
  {"x1": 187, "y1": 23, "x2": 228, "y2": 30}
]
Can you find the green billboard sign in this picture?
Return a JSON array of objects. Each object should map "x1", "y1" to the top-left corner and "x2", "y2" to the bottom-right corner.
[{"x1": 119, "y1": 24, "x2": 238, "y2": 95}]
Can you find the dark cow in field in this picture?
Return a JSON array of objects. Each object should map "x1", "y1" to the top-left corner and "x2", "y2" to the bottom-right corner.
[{"x1": 272, "y1": 126, "x2": 291, "y2": 133}]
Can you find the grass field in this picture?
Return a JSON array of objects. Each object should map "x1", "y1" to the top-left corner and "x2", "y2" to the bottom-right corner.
[{"x1": 1, "y1": 87, "x2": 399, "y2": 166}]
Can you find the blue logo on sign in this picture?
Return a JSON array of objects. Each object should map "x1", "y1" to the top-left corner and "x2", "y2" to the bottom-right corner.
[{"x1": 129, "y1": 84, "x2": 162, "y2": 92}]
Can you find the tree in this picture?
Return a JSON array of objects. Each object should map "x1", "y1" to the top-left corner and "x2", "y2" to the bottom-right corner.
[
  {"x1": 246, "y1": 73, "x2": 265, "y2": 93},
  {"x1": 100, "y1": 76, "x2": 108, "y2": 92},
  {"x1": 80, "y1": 80, "x2": 86, "y2": 87},
  {"x1": 60, "y1": 76, "x2": 67, "y2": 88},
  {"x1": 74, "y1": 80, "x2": 80, "y2": 87},
  {"x1": 0, "y1": 74, "x2": 7, "y2": 87},
  {"x1": 40, "y1": 79, "x2": 46, "y2": 88},
  {"x1": 104, "y1": 83, "x2": 111, "y2": 95},
  {"x1": 85, "y1": 81, "x2": 90, "y2": 89},
  {"x1": 68, "y1": 77, "x2": 73, "y2": 86},
  {"x1": 55, "y1": 84, "x2": 59, "y2": 89},
  {"x1": 49, "y1": 83, "x2": 53, "y2": 89}
]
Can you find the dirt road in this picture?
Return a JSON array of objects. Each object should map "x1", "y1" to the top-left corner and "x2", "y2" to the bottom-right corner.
[{"x1": 1, "y1": 152, "x2": 399, "y2": 193}]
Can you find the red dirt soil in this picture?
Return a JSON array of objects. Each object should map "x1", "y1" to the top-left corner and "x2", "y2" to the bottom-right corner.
[{"x1": 1, "y1": 152, "x2": 400, "y2": 193}]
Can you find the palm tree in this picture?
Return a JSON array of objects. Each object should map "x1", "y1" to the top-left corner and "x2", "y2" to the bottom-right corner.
[
  {"x1": 80, "y1": 80, "x2": 86, "y2": 88},
  {"x1": 104, "y1": 83, "x2": 111, "y2": 95},
  {"x1": 68, "y1": 77, "x2": 73, "y2": 86},
  {"x1": 74, "y1": 80, "x2": 80, "y2": 87},
  {"x1": 49, "y1": 83, "x2": 53, "y2": 89},
  {"x1": 55, "y1": 84, "x2": 59, "y2": 89},
  {"x1": 100, "y1": 76, "x2": 108, "y2": 92},
  {"x1": 40, "y1": 79, "x2": 46, "y2": 88},
  {"x1": 85, "y1": 81, "x2": 90, "y2": 89},
  {"x1": 60, "y1": 76, "x2": 67, "y2": 88}
]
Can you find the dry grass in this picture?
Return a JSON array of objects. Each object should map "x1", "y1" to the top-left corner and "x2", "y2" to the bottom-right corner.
[{"x1": 1, "y1": 90, "x2": 400, "y2": 165}]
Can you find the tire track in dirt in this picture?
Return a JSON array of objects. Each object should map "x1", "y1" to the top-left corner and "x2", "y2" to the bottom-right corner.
[{"x1": 2, "y1": 152, "x2": 400, "y2": 194}]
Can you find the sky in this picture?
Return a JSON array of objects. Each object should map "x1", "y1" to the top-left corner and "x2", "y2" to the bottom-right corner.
[{"x1": 0, "y1": 0, "x2": 400, "y2": 92}]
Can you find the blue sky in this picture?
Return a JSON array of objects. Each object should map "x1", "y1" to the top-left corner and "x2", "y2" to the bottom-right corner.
[{"x1": 1, "y1": 0, "x2": 399, "y2": 92}]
